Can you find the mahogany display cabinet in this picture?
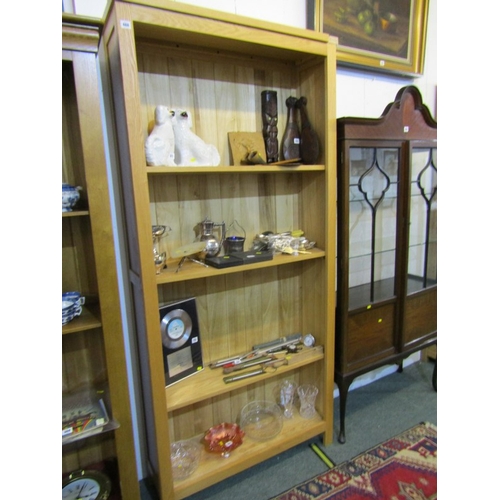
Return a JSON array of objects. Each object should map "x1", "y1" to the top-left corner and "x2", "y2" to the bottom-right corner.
[{"x1": 335, "y1": 86, "x2": 437, "y2": 443}]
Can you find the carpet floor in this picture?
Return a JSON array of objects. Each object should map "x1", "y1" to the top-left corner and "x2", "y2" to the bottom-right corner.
[
  {"x1": 140, "y1": 360, "x2": 437, "y2": 500},
  {"x1": 271, "y1": 421, "x2": 437, "y2": 499}
]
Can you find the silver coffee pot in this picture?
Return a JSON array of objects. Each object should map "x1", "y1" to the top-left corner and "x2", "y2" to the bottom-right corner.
[{"x1": 198, "y1": 217, "x2": 226, "y2": 258}]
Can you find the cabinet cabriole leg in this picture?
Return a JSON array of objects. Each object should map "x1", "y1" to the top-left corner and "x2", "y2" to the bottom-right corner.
[{"x1": 337, "y1": 377, "x2": 352, "y2": 444}]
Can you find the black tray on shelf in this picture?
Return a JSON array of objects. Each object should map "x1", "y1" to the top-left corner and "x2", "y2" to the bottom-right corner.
[
  {"x1": 205, "y1": 255, "x2": 244, "y2": 269},
  {"x1": 228, "y1": 250, "x2": 274, "y2": 264}
]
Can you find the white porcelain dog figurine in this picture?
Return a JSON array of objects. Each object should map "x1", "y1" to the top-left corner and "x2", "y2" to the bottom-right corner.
[
  {"x1": 172, "y1": 109, "x2": 221, "y2": 166},
  {"x1": 145, "y1": 105, "x2": 177, "y2": 166}
]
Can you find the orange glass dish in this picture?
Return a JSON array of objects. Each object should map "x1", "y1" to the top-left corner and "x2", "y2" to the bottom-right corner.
[{"x1": 204, "y1": 423, "x2": 245, "y2": 458}]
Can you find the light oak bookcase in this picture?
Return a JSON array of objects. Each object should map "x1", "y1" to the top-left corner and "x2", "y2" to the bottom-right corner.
[
  {"x1": 102, "y1": 2, "x2": 337, "y2": 497},
  {"x1": 62, "y1": 17, "x2": 140, "y2": 500}
]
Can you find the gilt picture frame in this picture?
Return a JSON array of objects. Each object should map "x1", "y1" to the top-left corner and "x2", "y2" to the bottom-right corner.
[{"x1": 307, "y1": 0, "x2": 429, "y2": 76}]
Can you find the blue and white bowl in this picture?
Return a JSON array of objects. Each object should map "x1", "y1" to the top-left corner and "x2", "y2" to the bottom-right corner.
[
  {"x1": 62, "y1": 292, "x2": 85, "y2": 325},
  {"x1": 62, "y1": 183, "x2": 82, "y2": 212},
  {"x1": 62, "y1": 291, "x2": 84, "y2": 305}
]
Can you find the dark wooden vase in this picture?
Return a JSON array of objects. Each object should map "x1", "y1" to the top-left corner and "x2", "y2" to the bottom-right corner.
[
  {"x1": 297, "y1": 96, "x2": 320, "y2": 164},
  {"x1": 281, "y1": 96, "x2": 300, "y2": 160}
]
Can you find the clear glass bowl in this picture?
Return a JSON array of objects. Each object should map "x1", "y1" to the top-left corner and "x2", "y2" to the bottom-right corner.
[
  {"x1": 240, "y1": 400, "x2": 283, "y2": 441},
  {"x1": 170, "y1": 440, "x2": 201, "y2": 479}
]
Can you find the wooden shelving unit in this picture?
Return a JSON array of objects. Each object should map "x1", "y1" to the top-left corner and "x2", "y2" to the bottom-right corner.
[
  {"x1": 102, "y1": 2, "x2": 337, "y2": 498},
  {"x1": 62, "y1": 16, "x2": 140, "y2": 500}
]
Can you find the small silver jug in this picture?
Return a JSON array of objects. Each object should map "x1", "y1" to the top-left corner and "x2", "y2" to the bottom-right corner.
[{"x1": 198, "y1": 217, "x2": 225, "y2": 258}]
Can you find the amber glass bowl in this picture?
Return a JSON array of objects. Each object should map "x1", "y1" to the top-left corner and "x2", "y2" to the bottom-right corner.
[{"x1": 204, "y1": 422, "x2": 244, "y2": 458}]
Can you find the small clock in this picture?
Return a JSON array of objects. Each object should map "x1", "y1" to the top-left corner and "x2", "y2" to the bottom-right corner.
[
  {"x1": 302, "y1": 333, "x2": 316, "y2": 347},
  {"x1": 62, "y1": 469, "x2": 112, "y2": 500}
]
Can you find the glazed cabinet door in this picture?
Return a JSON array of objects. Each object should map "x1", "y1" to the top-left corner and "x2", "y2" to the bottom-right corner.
[
  {"x1": 62, "y1": 46, "x2": 112, "y2": 465},
  {"x1": 338, "y1": 141, "x2": 403, "y2": 372},
  {"x1": 402, "y1": 142, "x2": 437, "y2": 348}
]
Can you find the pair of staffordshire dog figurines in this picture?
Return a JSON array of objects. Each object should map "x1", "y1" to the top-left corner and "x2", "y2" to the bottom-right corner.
[{"x1": 145, "y1": 106, "x2": 220, "y2": 167}]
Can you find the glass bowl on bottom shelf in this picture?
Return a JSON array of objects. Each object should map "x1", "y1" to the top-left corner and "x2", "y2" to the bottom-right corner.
[
  {"x1": 170, "y1": 439, "x2": 202, "y2": 479},
  {"x1": 240, "y1": 400, "x2": 283, "y2": 441},
  {"x1": 204, "y1": 422, "x2": 245, "y2": 458}
]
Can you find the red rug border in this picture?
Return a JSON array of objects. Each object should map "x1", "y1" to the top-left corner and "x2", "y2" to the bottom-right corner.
[{"x1": 270, "y1": 421, "x2": 437, "y2": 500}]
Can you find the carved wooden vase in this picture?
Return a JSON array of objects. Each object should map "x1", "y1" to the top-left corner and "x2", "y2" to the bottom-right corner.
[{"x1": 261, "y1": 90, "x2": 279, "y2": 163}]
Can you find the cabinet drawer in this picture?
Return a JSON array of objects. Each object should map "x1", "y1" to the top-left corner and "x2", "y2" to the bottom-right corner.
[
  {"x1": 403, "y1": 287, "x2": 437, "y2": 346},
  {"x1": 346, "y1": 303, "x2": 396, "y2": 368}
]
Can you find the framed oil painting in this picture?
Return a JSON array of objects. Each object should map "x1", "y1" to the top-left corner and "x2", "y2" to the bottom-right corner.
[{"x1": 307, "y1": 0, "x2": 429, "y2": 76}]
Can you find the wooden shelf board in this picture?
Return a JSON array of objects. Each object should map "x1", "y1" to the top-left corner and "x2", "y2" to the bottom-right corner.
[
  {"x1": 158, "y1": 248, "x2": 325, "y2": 284},
  {"x1": 146, "y1": 165, "x2": 325, "y2": 174},
  {"x1": 62, "y1": 305, "x2": 101, "y2": 334},
  {"x1": 62, "y1": 209, "x2": 90, "y2": 217},
  {"x1": 127, "y1": 0, "x2": 329, "y2": 44},
  {"x1": 167, "y1": 348, "x2": 324, "y2": 412},
  {"x1": 348, "y1": 276, "x2": 437, "y2": 311},
  {"x1": 62, "y1": 419, "x2": 120, "y2": 446},
  {"x1": 173, "y1": 415, "x2": 326, "y2": 499}
]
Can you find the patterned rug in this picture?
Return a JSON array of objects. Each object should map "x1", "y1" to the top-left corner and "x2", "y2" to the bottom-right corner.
[{"x1": 271, "y1": 422, "x2": 437, "y2": 500}]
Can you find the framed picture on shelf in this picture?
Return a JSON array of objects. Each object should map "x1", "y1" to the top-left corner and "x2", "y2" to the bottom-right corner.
[{"x1": 307, "y1": 0, "x2": 429, "y2": 76}]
